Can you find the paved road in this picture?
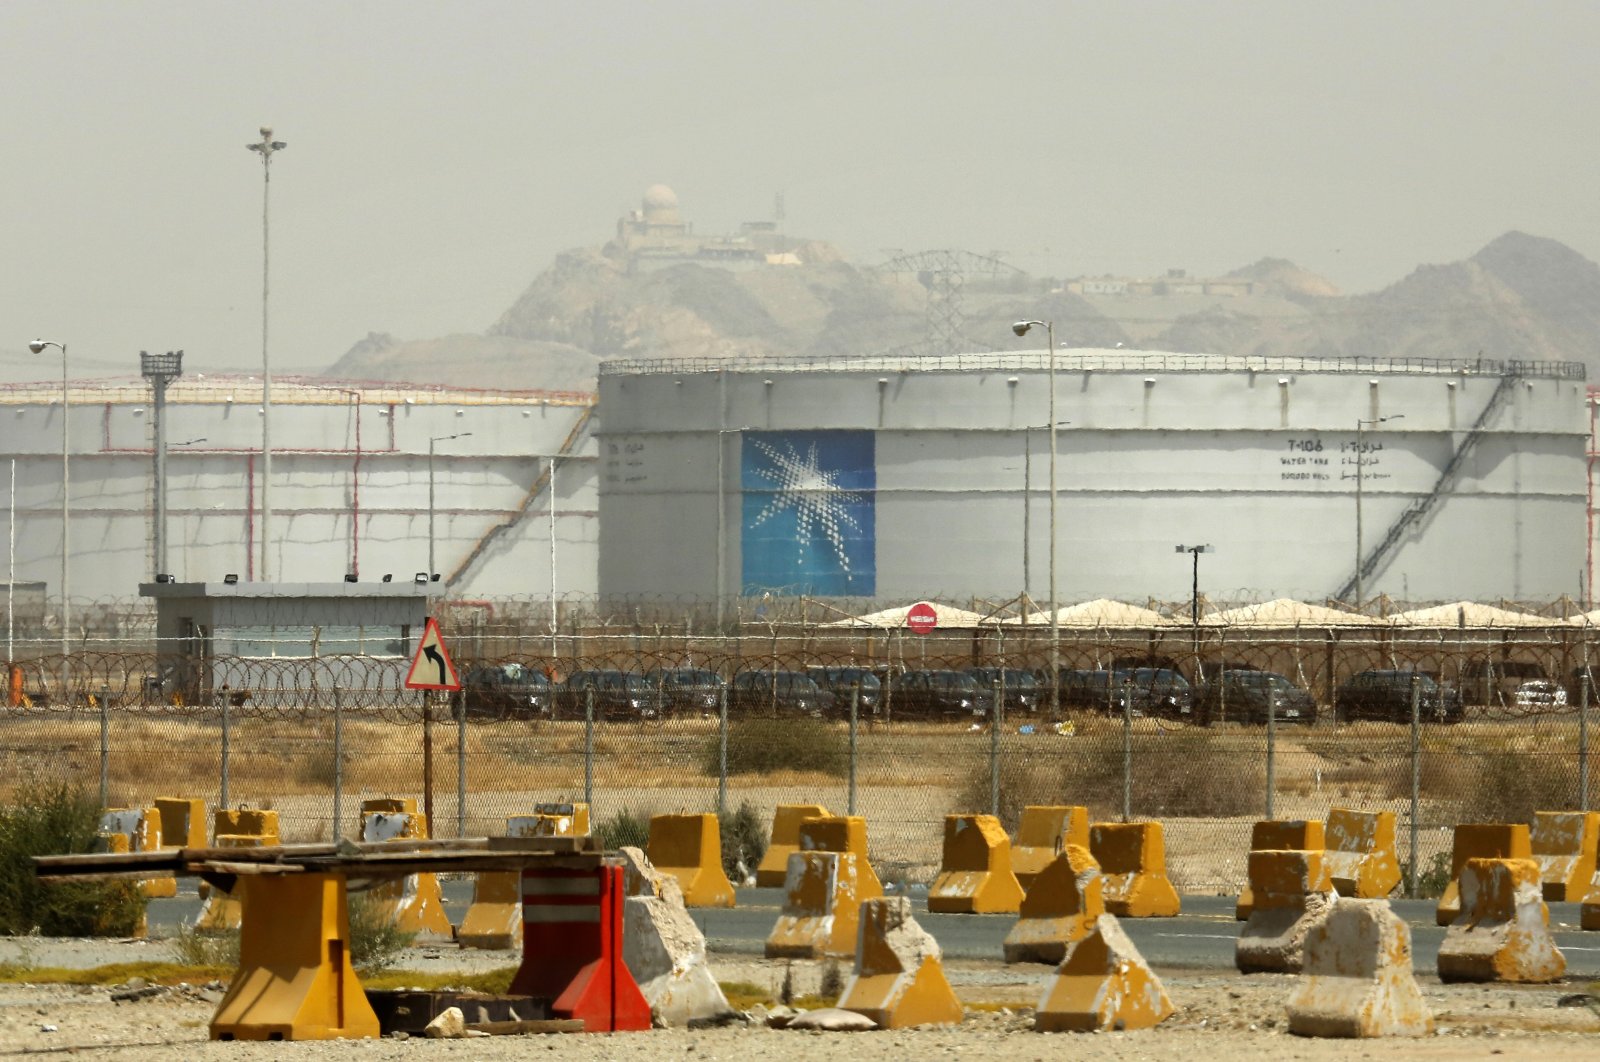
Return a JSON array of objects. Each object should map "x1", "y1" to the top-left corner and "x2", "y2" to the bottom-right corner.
[{"x1": 147, "y1": 883, "x2": 1600, "y2": 978}]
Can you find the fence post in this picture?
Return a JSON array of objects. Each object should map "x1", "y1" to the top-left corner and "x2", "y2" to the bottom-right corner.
[
  {"x1": 423, "y1": 694, "x2": 435, "y2": 836},
  {"x1": 1265, "y1": 687, "x2": 1276, "y2": 819},
  {"x1": 332, "y1": 683, "x2": 343, "y2": 841},
  {"x1": 1408, "y1": 673, "x2": 1421, "y2": 898},
  {"x1": 718, "y1": 683, "x2": 729, "y2": 819},
  {"x1": 1121, "y1": 679, "x2": 1132, "y2": 822},
  {"x1": 848, "y1": 683, "x2": 859, "y2": 816},
  {"x1": 584, "y1": 685, "x2": 595, "y2": 808},
  {"x1": 220, "y1": 684, "x2": 231, "y2": 810},
  {"x1": 456, "y1": 691, "x2": 467, "y2": 838},
  {"x1": 989, "y1": 678, "x2": 1002, "y2": 818},
  {"x1": 1582, "y1": 671, "x2": 1591, "y2": 812},
  {"x1": 98, "y1": 685, "x2": 109, "y2": 809}
]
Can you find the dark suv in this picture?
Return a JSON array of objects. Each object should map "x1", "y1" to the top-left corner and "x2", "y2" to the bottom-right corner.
[
  {"x1": 1057, "y1": 669, "x2": 1133, "y2": 714},
  {"x1": 730, "y1": 670, "x2": 837, "y2": 716},
  {"x1": 1122, "y1": 667, "x2": 1193, "y2": 719},
  {"x1": 647, "y1": 667, "x2": 725, "y2": 716},
  {"x1": 1196, "y1": 670, "x2": 1316, "y2": 726},
  {"x1": 560, "y1": 669, "x2": 662, "y2": 721},
  {"x1": 1335, "y1": 669, "x2": 1463, "y2": 724},
  {"x1": 452, "y1": 663, "x2": 552, "y2": 719},
  {"x1": 895, "y1": 669, "x2": 992, "y2": 719},
  {"x1": 808, "y1": 667, "x2": 882, "y2": 714},
  {"x1": 966, "y1": 667, "x2": 1041, "y2": 714}
]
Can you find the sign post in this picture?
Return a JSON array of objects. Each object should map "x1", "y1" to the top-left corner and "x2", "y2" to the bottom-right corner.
[
  {"x1": 405, "y1": 619, "x2": 461, "y2": 838},
  {"x1": 906, "y1": 601, "x2": 938, "y2": 635}
]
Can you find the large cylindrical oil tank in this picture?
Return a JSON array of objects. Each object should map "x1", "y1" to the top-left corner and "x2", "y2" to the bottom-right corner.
[{"x1": 596, "y1": 350, "x2": 1587, "y2": 605}]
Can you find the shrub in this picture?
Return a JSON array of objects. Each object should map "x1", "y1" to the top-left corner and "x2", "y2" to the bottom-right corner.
[
  {"x1": 708, "y1": 717, "x2": 848, "y2": 778},
  {"x1": 170, "y1": 923, "x2": 241, "y2": 968},
  {"x1": 594, "y1": 807, "x2": 653, "y2": 851},
  {"x1": 347, "y1": 894, "x2": 416, "y2": 974},
  {"x1": 1405, "y1": 851, "x2": 1452, "y2": 899},
  {"x1": 1422, "y1": 741, "x2": 1575, "y2": 825},
  {"x1": 719, "y1": 800, "x2": 767, "y2": 882},
  {"x1": 0, "y1": 783, "x2": 146, "y2": 937}
]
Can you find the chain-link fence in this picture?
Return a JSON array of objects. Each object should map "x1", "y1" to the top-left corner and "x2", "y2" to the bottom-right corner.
[{"x1": 3, "y1": 622, "x2": 1595, "y2": 894}]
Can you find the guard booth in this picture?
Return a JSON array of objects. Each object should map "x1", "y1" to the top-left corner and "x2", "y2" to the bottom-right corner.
[{"x1": 138, "y1": 580, "x2": 439, "y2": 708}]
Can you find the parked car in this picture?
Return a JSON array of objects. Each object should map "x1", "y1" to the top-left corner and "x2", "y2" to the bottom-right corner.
[
  {"x1": 560, "y1": 669, "x2": 662, "y2": 721},
  {"x1": 1335, "y1": 669, "x2": 1463, "y2": 723},
  {"x1": 729, "y1": 670, "x2": 837, "y2": 716},
  {"x1": 1195, "y1": 670, "x2": 1316, "y2": 726},
  {"x1": 1122, "y1": 667, "x2": 1194, "y2": 719},
  {"x1": 965, "y1": 667, "x2": 1041, "y2": 714},
  {"x1": 894, "y1": 669, "x2": 992, "y2": 719},
  {"x1": 452, "y1": 663, "x2": 552, "y2": 719},
  {"x1": 1056, "y1": 668, "x2": 1133, "y2": 714},
  {"x1": 1512, "y1": 679, "x2": 1568, "y2": 709},
  {"x1": 808, "y1": 667, "x2": 882, "y2": 714},
  {"x1": 647, "y1": 667, "x2": 726, "y2": 715},
  {"x1": 1461, "y1": 659, "x2": 1549, "y2": 706}
]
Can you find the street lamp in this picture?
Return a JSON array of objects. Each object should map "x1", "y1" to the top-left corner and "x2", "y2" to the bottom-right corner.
[
  {"x1": 247, "y1": 126, "x2": 286, "y2": 581},
  {"x1": 1176, "y1": 544, "x2": 1214, "y2": 692},
  {"x1": 139, "y1": 350, "x2": 184, "y2": 578},
  {"x1": 28, "y1": 339, "x2": 69, "y2": 694},
  {"x1": 1354, "y1": 414, "x2": 1403, "y2": 606},
  {"x1": 1012, "y1": 320, "x2": 1059, "y2": 713},
  {"x1": 428, "y1": 433, "x2": 471, "y2": 580}
]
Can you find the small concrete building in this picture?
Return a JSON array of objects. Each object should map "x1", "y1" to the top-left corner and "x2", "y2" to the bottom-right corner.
[{"x1": 139, "y1": 580, "x2": 440, "y2": 707}]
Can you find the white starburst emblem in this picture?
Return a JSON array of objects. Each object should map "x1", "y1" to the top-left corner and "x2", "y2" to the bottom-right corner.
[{"x1": 748, "y1": 438, "x2": 866, "y2": 572}]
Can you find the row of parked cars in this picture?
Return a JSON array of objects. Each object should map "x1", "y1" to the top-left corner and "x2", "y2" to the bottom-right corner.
[{"x1": 452, "y1": 660, "x2": 1587, "y2": 725}]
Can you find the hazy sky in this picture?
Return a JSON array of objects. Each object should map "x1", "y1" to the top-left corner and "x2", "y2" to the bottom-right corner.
[{"x1": 3, "y1": 1, "x2": 1596, "y2": 382}]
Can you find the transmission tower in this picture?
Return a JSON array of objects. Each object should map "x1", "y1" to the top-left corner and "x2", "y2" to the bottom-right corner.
[{"x1": 875, "y1": 249, "x2": 1025, "y2": 356}]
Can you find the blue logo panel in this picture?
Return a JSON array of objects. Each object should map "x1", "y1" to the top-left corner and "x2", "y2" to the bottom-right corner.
[{"x1": 740, "y1": 431, "x2": 875, "y2": 596}]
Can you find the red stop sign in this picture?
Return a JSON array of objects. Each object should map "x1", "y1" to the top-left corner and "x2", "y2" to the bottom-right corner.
[{"x1": 906, "y1": 601, "x2": 938, "y2": 635}]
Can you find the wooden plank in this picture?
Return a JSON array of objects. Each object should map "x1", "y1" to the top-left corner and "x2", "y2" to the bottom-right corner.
[
  {"x1": 465, "y1": 1019, "x2": 585, "y2": 1036},
  {"x1": 189, "y1": 860, "x2": 304, "y2": 876}
]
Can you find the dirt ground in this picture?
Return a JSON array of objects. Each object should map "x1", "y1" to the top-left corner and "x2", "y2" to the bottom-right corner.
[{"x1": 2, "y1": 944, "x2": 1597, "y2": 1059}]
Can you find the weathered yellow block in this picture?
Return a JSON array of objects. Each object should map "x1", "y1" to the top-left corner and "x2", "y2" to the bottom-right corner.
[
  {"x1": 1530, "y1": 811, "x2": 1599, "y2": 903},
  {"x1": 798, "y1": 815, "x2": 883, "y2": 893},
  {"x1": 1436, "y1": 823, "x2": 1531, "y2": 926},
  {"x1": 838, "y1": 897, "x2": 964, "y2": 1028},
  {"x1": 1236, "y1": 819, "x2": 1326, "y2": 919},
  {"x1": 196, "y1": 835, "x2": 270, "y2": 932},
  {"x1": 929, "y1": 814, "x2": 1025, "y2": 914},
  {"x1": 459, "y1": 809, "x2": 590, "y2": 950},
  {"x1": 360, "y1": 801, "x2": 452, "y2": 941},
  {"x1": 531, "y1": 801, "x2": 591, "y2": 837},
  {"x1": 154, "y1": 797, "x2": 208, "y2": 849},
  {"x1": 1437, "y1": 857, "x2": 1565, "y2": 984},
  {"x1": 765, "y1": 849, "x2": 883, "y2": 959},
  {"x1": 1286, "y1": 898, "x2": 1433, "y2": 1038},
  {"x1": 210, "y1": 873, "x2": 380, "y2": 1041},
  {"x1": 1003, "y1": 844, "x2": 1103, "y2": 964},
  {"x1": 1089, "y1": 822, "x2": 1180, "y2": 918},
  {"x1": 1236, "y1": 850, "x2": 1335, "y2": 974},
  {"x1": 1323, "y1": 808, "x2": 1401, "y2": 900},
  {"x1": 213, "y1": 808, "x2": 280, "y2": 845},
  {"x1": 1034, "y1": 914, "x2": 1173, "y2": 1032},
  {"x1": 647, "y1": 813, "x2": 736, "y2": 908},
  {"x1": 1011, "y1": 806, "x2": 1090, "y2": 893},
  {"x1": 755, "y1": 804, "x2": 831, "y2": 888},
  {"x1": 100, "y1": 807, "x2": 173, "y2": 901}
]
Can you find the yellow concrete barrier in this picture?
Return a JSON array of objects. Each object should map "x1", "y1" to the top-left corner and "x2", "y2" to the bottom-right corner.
[
  {"x1": 1003, "y1": 844, "x2": 1103, "y2": 964},
  {"x1": 798, "y1": 814, "x2": 883, "y2": 895},
  {"x1": 210, "y1": 873, "x2": 380, "y2": 1041},
  {"x1": 1529, "y1": 811, "x2": 1599, "y2": 903},
  {"x1": 1033, "y1": 914, "x2": 1174, "y2": 1032},
  {"x1": 197, "y1": 808, "x2": 280, "y2": 932},
  {"x1": 1236, "y1": 849, "x2": 1335, "y2": 974},
  {"x1": 755, "y1": 803, "x2": 830, "y2": 888},
  {"x1": 154, "y1": 797, "x2": 208, "y2": 849},
  {"x1": 99, "y1": 807, "x2": 172, "y2": 903},
  {"x1": 1286, "y1": 898, "x2": 1433, "y2": 1038},
  {"x1": 1323, "y1": 808, "x2": 1401, "y2": 899},
  {"x1": 928, "y1": 814, "x2": 1025, "y2": 914},
  {"x1": 647, "y1": 813, "x2": 736, "y2": 908},
  {"x1": 838, "y1": 896, "x2": 964, "y2": 1028},
  {"x1": 1435, "y1": 822, "x2": 1530, "y2": 926},
  {"x1": 765, "y1": 848, "x2": 884, "y2": 959},
  {"x1": 360, "y1": 798, "x2": 453, "y2": 941},
  {"x1": 459, "y1": 806, "x2": 591, "y2": 950},
  {"x1": 1089, "y1": 822, "x2": 1180, "y2": 918},
  {"x1": 1011, "y1": 806, "x2": 1089, "y2": 893},
  {"x1": 1583, "y1": 889, "x2": 1600, "y2": 931},
  {"x1": 1235, "y1": 819, "x2": 1325, "y2": 920},
  {"x1": 1437, "y1": 857, "x2": 1565, "y2": 983}
]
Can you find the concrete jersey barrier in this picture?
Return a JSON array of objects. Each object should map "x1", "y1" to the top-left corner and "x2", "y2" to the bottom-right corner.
[
  {"x1": 1322, "y1": 808, "x2": 1400, "y2": 899},
  {"x1": 1435, "y1": 823, "x2": 1531, "y2": 926},
  {"x1": 647, "y1": 813, "x2": 736, "y2": 908},
  {"x1": 1529, "y1": 810, "x2": 1599, "y2": 903},
  {"x1": 928, "y1": 814, "x2": 1025, "y2": 914},
  {"x1": 755, "y1": 803, "x2": 830, "y2": 888},
  {"x1": 1089, "y1": 822, "x2": 1181, "y2": 918},
  {"x1": 1011, "y1": 805, "x2": 1090, "y2": 892},
  {"x1": 1235, "y1": 819, "x2": 1325, "y2": 920}
]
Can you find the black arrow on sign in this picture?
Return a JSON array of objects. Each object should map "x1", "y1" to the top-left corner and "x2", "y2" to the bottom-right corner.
[{"x1": 423, "y1": 644, "x2": 447, "y2": 685}]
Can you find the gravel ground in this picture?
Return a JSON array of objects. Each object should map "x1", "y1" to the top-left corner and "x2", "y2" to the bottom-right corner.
[{"x1": 2, "y1": 942, "x2": 1598, "y2": 1059}]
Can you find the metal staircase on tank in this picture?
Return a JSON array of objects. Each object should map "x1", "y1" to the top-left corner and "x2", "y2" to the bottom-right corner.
[
  {"x1": 446, "y1": 403, "x2": 595, "y2": 589},
  {"x1": 1336, "y1": 370, "x2": 1520, "y2": 603}
]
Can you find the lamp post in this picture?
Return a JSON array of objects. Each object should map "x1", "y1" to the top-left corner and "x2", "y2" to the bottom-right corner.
[
  {"x1": 28, "y1": 339, "x2": 69, "y2": 694},
  {"x1": 1176, "y1": 544, "x2": 1214, "y2": 691},
  {"x1": 428, "y1": 433, "x2": 471, "y2": 579},
  {"x1": 1354, "y1": 414, "x2": 1403, "y2": 607},
  {"x1": 139, "y1": 350, "x2": 184, "y2": 577},
  {"x1": 1012, "y1": 320, "x2": 1059, "y2": 713},
  {"x1": 247, "y1": 127, "x2": 286, "y2": 581}
]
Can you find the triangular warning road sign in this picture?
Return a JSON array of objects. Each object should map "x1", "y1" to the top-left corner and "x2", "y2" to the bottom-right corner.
[{"x1": 405, "y1": 617, "x2": 461, "y2": 691}]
